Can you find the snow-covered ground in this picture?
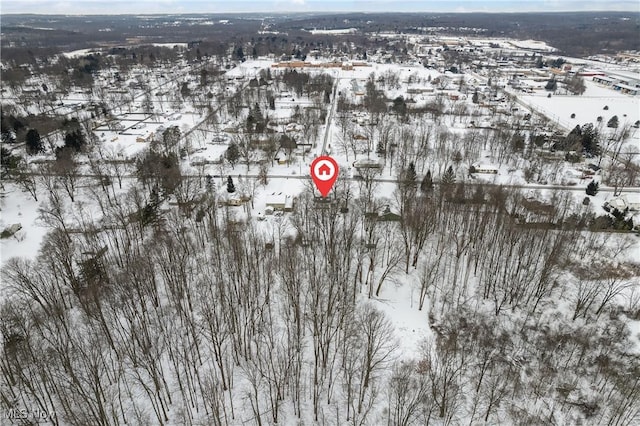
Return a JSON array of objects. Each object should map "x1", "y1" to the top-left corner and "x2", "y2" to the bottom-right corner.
[
  {"x1": 307, "y1": 28, "x2": 357, "y2": 35},
  {"x1": 508, "y1": 39, "x2": 557, "y2": 52},
  {"x1": 520, "y1": 79, "x2": 640, "y2": 133},
  {"x1": 61, "y1": 48, "x2": 99, "y2": 58},
  {"x1": 0, "y1": 185, "x2": 48, "y2": 262},
  {"x1": 2, "y1": 47, "x2": 640, "y2": 425}
]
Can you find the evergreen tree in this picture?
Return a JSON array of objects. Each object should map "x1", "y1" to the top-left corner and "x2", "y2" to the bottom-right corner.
[
  {"x1": 235, "y1": 47, "x2": 244, "y2": 61},
  {"x1": 149, "y1": 185, "x2": 161, "y2": 206},
  {"x1": 64, "y1": 130, "x2": 86, "y2": 152},
  {"x1": 420, "y1": 170, "x2": 433, "y2": 193},
  {"x1": 180, "y1": 82, "x2": 191, "y2": 98},
  {"x1": 25, "y1": 128, "x2": 44, "y2": 155},
  {"x1": 226, "y1": 142, "x2": 240, "y2": 168},
  {"x1": 392, "y1": 96, "x2": 407, "y2": 116},
  {"x1": 161, "y1": 126, "x2": 181, "y2": 155},
  {"x1": 472, "y1": 90, "x2": 479, "y2": 104},
  {"x1": 403, "y1": 162, "x2": 417, "y2": 189},
  {"x1": 280, "y1": 134, "x2": 297, "y2": 162},
  {"x1": 607, "y1": 115, "x2": 619, "y2": 129},
  {"x1": 226, "y1": 175, "x2": 236, "y2": 193},
  {"x1": 611, "y1": 208, "x2": 633, "y2": 230},
  {"x1": 140, "y1": 187, "x2": 161, "y2": 227},
  {"x1": 442, "y1": 165, "x2": 456, "y2": 185},
  {"x1": 557, "y1": 125, "x2": 582, "y2": 151},
  {"x1": 200, "y1": 69, "x2": 208, "y2": 86},
  {"x1": 586, "y1": 181, "x2": 599, "y2": 196},
  {"x1": 251, "y1": 103, "x2": 262, "y2": 121},
  {"x1": 247, "y1": 103, "x2": 265, "y2": 133},
  {"x1": 545, "y1": 78, "x2": 557, "y2": 91},
  {"x1": 580, "y1": 123, "x2": 600, "y2": 157},
  {"x1": 569, "y1": 125, "x2": 582, "y2": 137}
]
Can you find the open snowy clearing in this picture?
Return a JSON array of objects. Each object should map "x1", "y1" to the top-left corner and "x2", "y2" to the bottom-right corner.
[{"x1": 520, "y1": 79, "x2": 640, "y2": 134}]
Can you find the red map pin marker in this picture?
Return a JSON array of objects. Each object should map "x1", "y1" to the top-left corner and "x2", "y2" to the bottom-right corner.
[{"x1": 310, "y1": 156, "x2": 339, "y2": 197}]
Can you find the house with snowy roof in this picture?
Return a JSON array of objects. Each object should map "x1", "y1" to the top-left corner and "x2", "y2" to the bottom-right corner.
[{"x1": 266, "y1": 193, "x2": 295, "y2": 212}]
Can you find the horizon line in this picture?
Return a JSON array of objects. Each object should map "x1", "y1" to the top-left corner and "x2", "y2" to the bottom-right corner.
[{"x1": 2, "y1": 10, "x2": 639, "y2": 16}]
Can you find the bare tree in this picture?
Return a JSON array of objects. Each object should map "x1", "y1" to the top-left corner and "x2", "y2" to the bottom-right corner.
[
  {"x1": 51, "y1": 147, "x2": 79, "y2": 202},
  {"x1": 386, "y1": 361, "x2": 429, "y2": 426},
  {"x1": 14, "y1": 159, "x2": 39, "y2": 201}
]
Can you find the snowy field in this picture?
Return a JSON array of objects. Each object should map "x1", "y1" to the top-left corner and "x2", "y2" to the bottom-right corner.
[{"x1": 520, "y1": 79, "x2": 640, "y2": 134}]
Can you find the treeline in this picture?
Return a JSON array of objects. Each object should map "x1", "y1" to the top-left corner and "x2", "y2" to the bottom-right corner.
[{"x1": 278, "y1": 12, "x2": 640, "y2": 56}]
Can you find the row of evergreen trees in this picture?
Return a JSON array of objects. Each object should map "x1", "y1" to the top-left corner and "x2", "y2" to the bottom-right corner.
[{"x1": 401, "y1": 162, "x2": 456, "y2": 193}]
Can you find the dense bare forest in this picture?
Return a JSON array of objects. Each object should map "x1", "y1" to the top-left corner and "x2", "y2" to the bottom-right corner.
[{"x1": 2, "y1": 162, "x2": 639, "y2": 424}]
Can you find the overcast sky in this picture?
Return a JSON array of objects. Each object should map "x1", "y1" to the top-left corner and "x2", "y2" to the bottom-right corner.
[{"x1": 1, "y1": 0, "x2": 639, "y2": 15}]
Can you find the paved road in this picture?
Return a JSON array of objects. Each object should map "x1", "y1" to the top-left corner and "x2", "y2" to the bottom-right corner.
[
  {"x1": 320, "y1": 74, "x2": 340, "y2": 156},
  {"x1": 12, "y1": 169, "x2": 640, "y2": 194}
]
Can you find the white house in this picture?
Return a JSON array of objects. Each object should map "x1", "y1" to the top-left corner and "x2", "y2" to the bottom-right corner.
[
  {"x1": 470, "y1": 163, "x2": 499, "y2": 174},
  {"x1": 605, "y1": 195, "x2": 640, "y2": 212},
  {"x1": 266, "y1": 193, "x2": 295, "y2": 212}
]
